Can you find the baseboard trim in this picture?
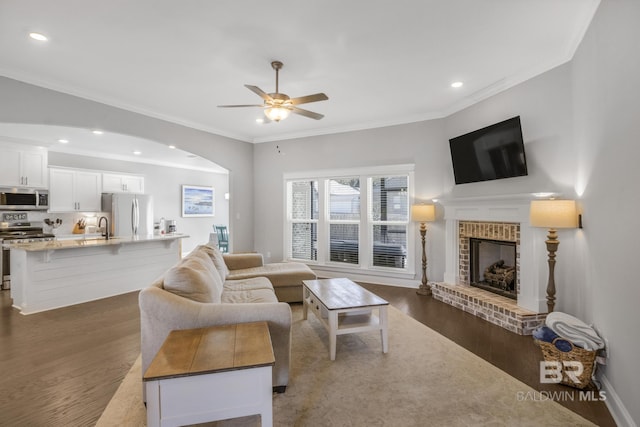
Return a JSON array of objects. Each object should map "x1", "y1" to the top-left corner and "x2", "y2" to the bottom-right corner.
[{"x1": 599, "y1": 372, "x2": 637, "y2": 427}]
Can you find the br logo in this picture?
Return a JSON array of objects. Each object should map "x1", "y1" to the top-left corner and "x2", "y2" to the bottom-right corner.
[{"x1": 540, "y1": 361, "x2": 584, "y2": 384}]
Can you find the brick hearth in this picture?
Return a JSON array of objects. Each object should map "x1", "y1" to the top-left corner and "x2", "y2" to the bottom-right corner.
[{"x1": 431, "y1": 282, "x2": 546, "y2": 335}]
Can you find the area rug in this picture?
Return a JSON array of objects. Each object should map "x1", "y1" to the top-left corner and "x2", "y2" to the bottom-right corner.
[{"x1": 97, "y1": 305, "x2": 595, "y2": 426}]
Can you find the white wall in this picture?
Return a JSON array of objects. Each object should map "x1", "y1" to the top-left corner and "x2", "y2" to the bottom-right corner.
[
  {"x1": 570, "y1": 1, "x2": 640, "y2": 424},
  {"x1": 48, "y1": 152, "x2": 229, "y2": 254},
  {"x1": 443, "y1": 63, "x2": 581, "y2": 316},
  {"x1": 253, "y1": 65, "x2": 576, "y2": 289},
  {"x1": 0, "y1": 77, "x2": 255, "y2": 252},
  {"x1": 252, "y1": 5, "x2": 639, "y2": 420},
  {"x1": 443, "y1": 63, "x2": 576, "y2": 200},
  {"x1": 252, "y1": 121, "x2": 448, "y2": 282}
]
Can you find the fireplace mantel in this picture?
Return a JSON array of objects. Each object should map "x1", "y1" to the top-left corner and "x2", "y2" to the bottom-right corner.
[{"x1": 439, "y1": 194, "x2": 546, "y2": 313}]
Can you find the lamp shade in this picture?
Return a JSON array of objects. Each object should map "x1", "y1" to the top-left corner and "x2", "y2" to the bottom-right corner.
[
  {"x1": 530, "y1": 200, "x2": 578, "y2": 228},
  {"x1": 411, "y1": 204, "x2": 436, "y2": 222}
]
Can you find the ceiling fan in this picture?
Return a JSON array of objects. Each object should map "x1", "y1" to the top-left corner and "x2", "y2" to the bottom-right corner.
[{"x1": 218, "y1": 60, "x2": 328, "y2": 122}]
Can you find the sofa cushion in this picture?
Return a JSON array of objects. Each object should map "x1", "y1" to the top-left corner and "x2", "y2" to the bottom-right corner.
[
  {"x1": 163, "y1": 255, "x2": 223, "y2": 303},
  {"x1": 189, "y1": 246, "x2": 220, "y2": 272},
  {"x1": 221, "y1": 277, "x2": 277, "y2": 304},
  {"x1": 221, "y1": 288, "x2": 278, "y2": 304},
  {"x1": 226, "y1": 262, "x2": 316, "y2": 288},
  {"x1": 224, "y1": 277, "x2": 274, "y2": 292},
  {"x1": 200, "y1": 244, "x2": 230, "y2": 280}
]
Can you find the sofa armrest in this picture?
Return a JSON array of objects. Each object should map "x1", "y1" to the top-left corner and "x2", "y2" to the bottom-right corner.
[
  {"x1": 139, "y1": 286, "x2": 291, "y2": 388},
  {"x1": 223, "y1": 252, "x2": 264, "y2": 270}
]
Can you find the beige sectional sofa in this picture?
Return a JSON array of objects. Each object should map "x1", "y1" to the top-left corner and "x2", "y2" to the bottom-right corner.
[
  {"x1": 139, "y1": 244, "x2": 299, "y2": 394},
  {"x1": 223, "y1": 252, "x2": 316, "y2": 302}
]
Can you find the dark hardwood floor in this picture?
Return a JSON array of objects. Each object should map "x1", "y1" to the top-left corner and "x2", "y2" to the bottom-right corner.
[
  {"x1": 0, "y1": 290, "x2": 140, "y2": 427},
  {"x1": 360, "y1": 283, "x2": 616, "y2": 427},
  {"x1": 0, "y1": 285, "x2": 615, "y2": 426}
]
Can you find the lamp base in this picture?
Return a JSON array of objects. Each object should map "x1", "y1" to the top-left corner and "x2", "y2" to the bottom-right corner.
[
  {"x1": 545, "y1": 228, "x2": 559, "y2": 313},
  {"x1": 416, "y1": 283, "x2": 432, "y2": 296},
  {"x1": 416, "y1": 223, "x2": 430, "y2": 296}
]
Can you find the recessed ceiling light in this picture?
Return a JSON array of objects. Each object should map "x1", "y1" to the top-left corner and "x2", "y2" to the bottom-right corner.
[
  {"x1": 92, "y1": 129, "x2": 104, "y2": 135},
  {"x1": 168, "y1": 145, "x2": 176, "y2": 149},
  {"x1": 133, "y1": 150, "x2": 142, "y2": 155},
  {"x1": 256, "y1": 118, "x2": 264, "y2": 124},
  {"x1": 57, "y1": 139, "x2": 69, "y2": 144},
  {"x1": 29, "y1": 32, "x2": 48, "y2": 42},
  {"x1": 451, "y1": 81, "x2": 464, "y2": 88}
]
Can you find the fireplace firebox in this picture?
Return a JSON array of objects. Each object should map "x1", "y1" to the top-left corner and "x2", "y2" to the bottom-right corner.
[{"x1": 469, "y1": 238, "x2": 517, "y2": 299}]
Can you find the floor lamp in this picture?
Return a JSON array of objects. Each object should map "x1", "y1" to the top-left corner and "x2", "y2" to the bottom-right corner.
[
  {"x1": 529, "y1": 199, "x2": 578, "y2": 313},
  {"x1": 412, "y1": 204, "x2": 436, "y2": 296}
]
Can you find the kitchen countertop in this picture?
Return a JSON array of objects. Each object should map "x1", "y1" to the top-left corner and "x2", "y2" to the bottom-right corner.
[{"x1": 4, "y1": 233, "x2": 189, "y2": 252}]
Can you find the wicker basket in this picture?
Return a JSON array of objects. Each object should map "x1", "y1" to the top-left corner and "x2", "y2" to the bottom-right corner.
[{"x1": 535, "y1": 338, "x2": 597, "y2": 389}]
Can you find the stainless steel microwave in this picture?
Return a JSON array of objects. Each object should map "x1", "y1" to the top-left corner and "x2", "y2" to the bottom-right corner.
[{"x1": 0, "y1": 188, "x2": 49, "y2": 210}]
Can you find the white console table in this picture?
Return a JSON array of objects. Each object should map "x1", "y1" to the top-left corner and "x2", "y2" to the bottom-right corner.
[{"x1": 144, "y1": 322, "x2": 275, "y2": 427}]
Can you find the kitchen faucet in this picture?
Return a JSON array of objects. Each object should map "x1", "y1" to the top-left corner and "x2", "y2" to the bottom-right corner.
[{"x1": 98, "y1": 216, "x2": 110, "y2": 240}]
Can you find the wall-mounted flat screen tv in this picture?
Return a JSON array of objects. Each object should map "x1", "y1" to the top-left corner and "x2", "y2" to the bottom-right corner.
[{"x1": 449, "y1": 116, "x2": 528, "y2": 185}]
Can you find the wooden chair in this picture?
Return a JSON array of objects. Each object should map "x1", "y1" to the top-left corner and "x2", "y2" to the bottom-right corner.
[{"x1": 214, "y1": 225, "x2": 229, "y2": 253}]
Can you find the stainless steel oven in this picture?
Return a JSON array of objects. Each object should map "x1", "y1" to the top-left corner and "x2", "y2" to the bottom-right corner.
[{"x1": 1, "y1": 216, "x2": 55, "y2": 290}]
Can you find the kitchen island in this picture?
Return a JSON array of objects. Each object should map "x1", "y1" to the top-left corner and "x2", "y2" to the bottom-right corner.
[{"x1": 7, "y1": 234, "x2": 188, "y2": 314}]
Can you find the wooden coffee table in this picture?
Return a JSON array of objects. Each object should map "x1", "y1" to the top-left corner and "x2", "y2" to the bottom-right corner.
[
  {"x1": 302, "y1": 278, "x2": 389, "y2": 360},
  {"x1": 143, "y1": 322, "x2": 275, "y2": 427}
]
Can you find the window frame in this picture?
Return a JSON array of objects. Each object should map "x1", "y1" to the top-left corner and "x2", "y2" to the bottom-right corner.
[
  {"x1": 284, "y1": 164, "x2": 415, "y2": 277},
  {"x1": 368, "y1": 174, "x2": 410, "y2": 270},
  {"x1": 326, "y1": 176, "x2": 362, "y2": 266},
  {"x1": 286, "y1": 180, "x2": 319, "y2": 262}
]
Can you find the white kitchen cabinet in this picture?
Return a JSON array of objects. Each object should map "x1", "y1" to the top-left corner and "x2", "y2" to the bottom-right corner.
[
  {"x1": 0, "y1": 143, "x2": 48, "y2": 188},
  {"x1": 102, "y1": 173, "x2": 144, "y2": 193},
  {"x1": 49, "y1": 167, "x2": 102, "y2": 212}
]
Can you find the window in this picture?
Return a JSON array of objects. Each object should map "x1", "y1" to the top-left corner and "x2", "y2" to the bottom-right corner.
[
  {"x1": 370, "y1": 176, "x2": 408, "y2": 268},
  {"x1": 328, "y1": 178, "x2": 360, "y2": 265},
  {"x1": 289, "y1": 180, "x2": 318, "y2": 261},
  {"x1": 285, "y1": 165, "x2": 413, "y2": 274}
]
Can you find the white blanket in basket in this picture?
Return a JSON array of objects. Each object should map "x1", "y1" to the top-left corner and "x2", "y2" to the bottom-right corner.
[{"x1": 545, "y1": 312, "x2": 605, "y2": 351}]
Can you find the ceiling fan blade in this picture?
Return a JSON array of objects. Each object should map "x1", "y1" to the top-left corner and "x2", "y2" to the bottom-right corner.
[
  {"x1": 291, "y1": 106, "x2": 324, "y2": 120},
  {"x1": 217, "y1": 104, "x2": 264, "y2": 108},
  {"x1": 289, "y1": 93, "x2": 329, "y2": 105},
  {"x1": 245, "y1": 85, "x2": 273, "y2": 102}
]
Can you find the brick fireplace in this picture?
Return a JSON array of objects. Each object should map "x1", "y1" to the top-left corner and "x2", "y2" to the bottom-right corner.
[
  {"x1": 460, "y1": 221, "x2": 519, "y2": 299},
  {"x1": 431, "y1": 195, "x2": 548, "y2": 335}
]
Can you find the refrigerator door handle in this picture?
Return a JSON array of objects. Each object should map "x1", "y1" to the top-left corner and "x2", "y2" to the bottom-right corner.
[
  {"x1": 134, "y1": 198, "x2": 139, "y2": 235},
  {"x1": 136, "y1": 198, "x2": 141, "y2": 234},
  {"x1": 131, "y1": 199, "x2": 136, "y2": 235}
]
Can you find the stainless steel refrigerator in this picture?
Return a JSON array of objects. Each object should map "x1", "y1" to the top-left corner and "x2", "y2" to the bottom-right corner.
[{"x1": 101, "y1": 193, "x2": 154, "y2": 237}]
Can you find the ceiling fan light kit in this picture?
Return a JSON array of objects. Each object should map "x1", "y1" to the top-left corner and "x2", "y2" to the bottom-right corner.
[
  {"x1": 264, "y1": 106, "x2": 291, "y2": 122},
  {"x1": 219, "y1": 60, "x2": 328, "y2": 122}
]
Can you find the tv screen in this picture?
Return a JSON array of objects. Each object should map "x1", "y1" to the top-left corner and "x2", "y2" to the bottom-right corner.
[{"x1": 449, "y1": 116, "x2": 528, "y2": 185}]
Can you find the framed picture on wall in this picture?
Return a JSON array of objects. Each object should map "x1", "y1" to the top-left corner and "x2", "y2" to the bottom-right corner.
[{"x1": 182, "y1": 185, "x2": 215, "y2": 217}]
